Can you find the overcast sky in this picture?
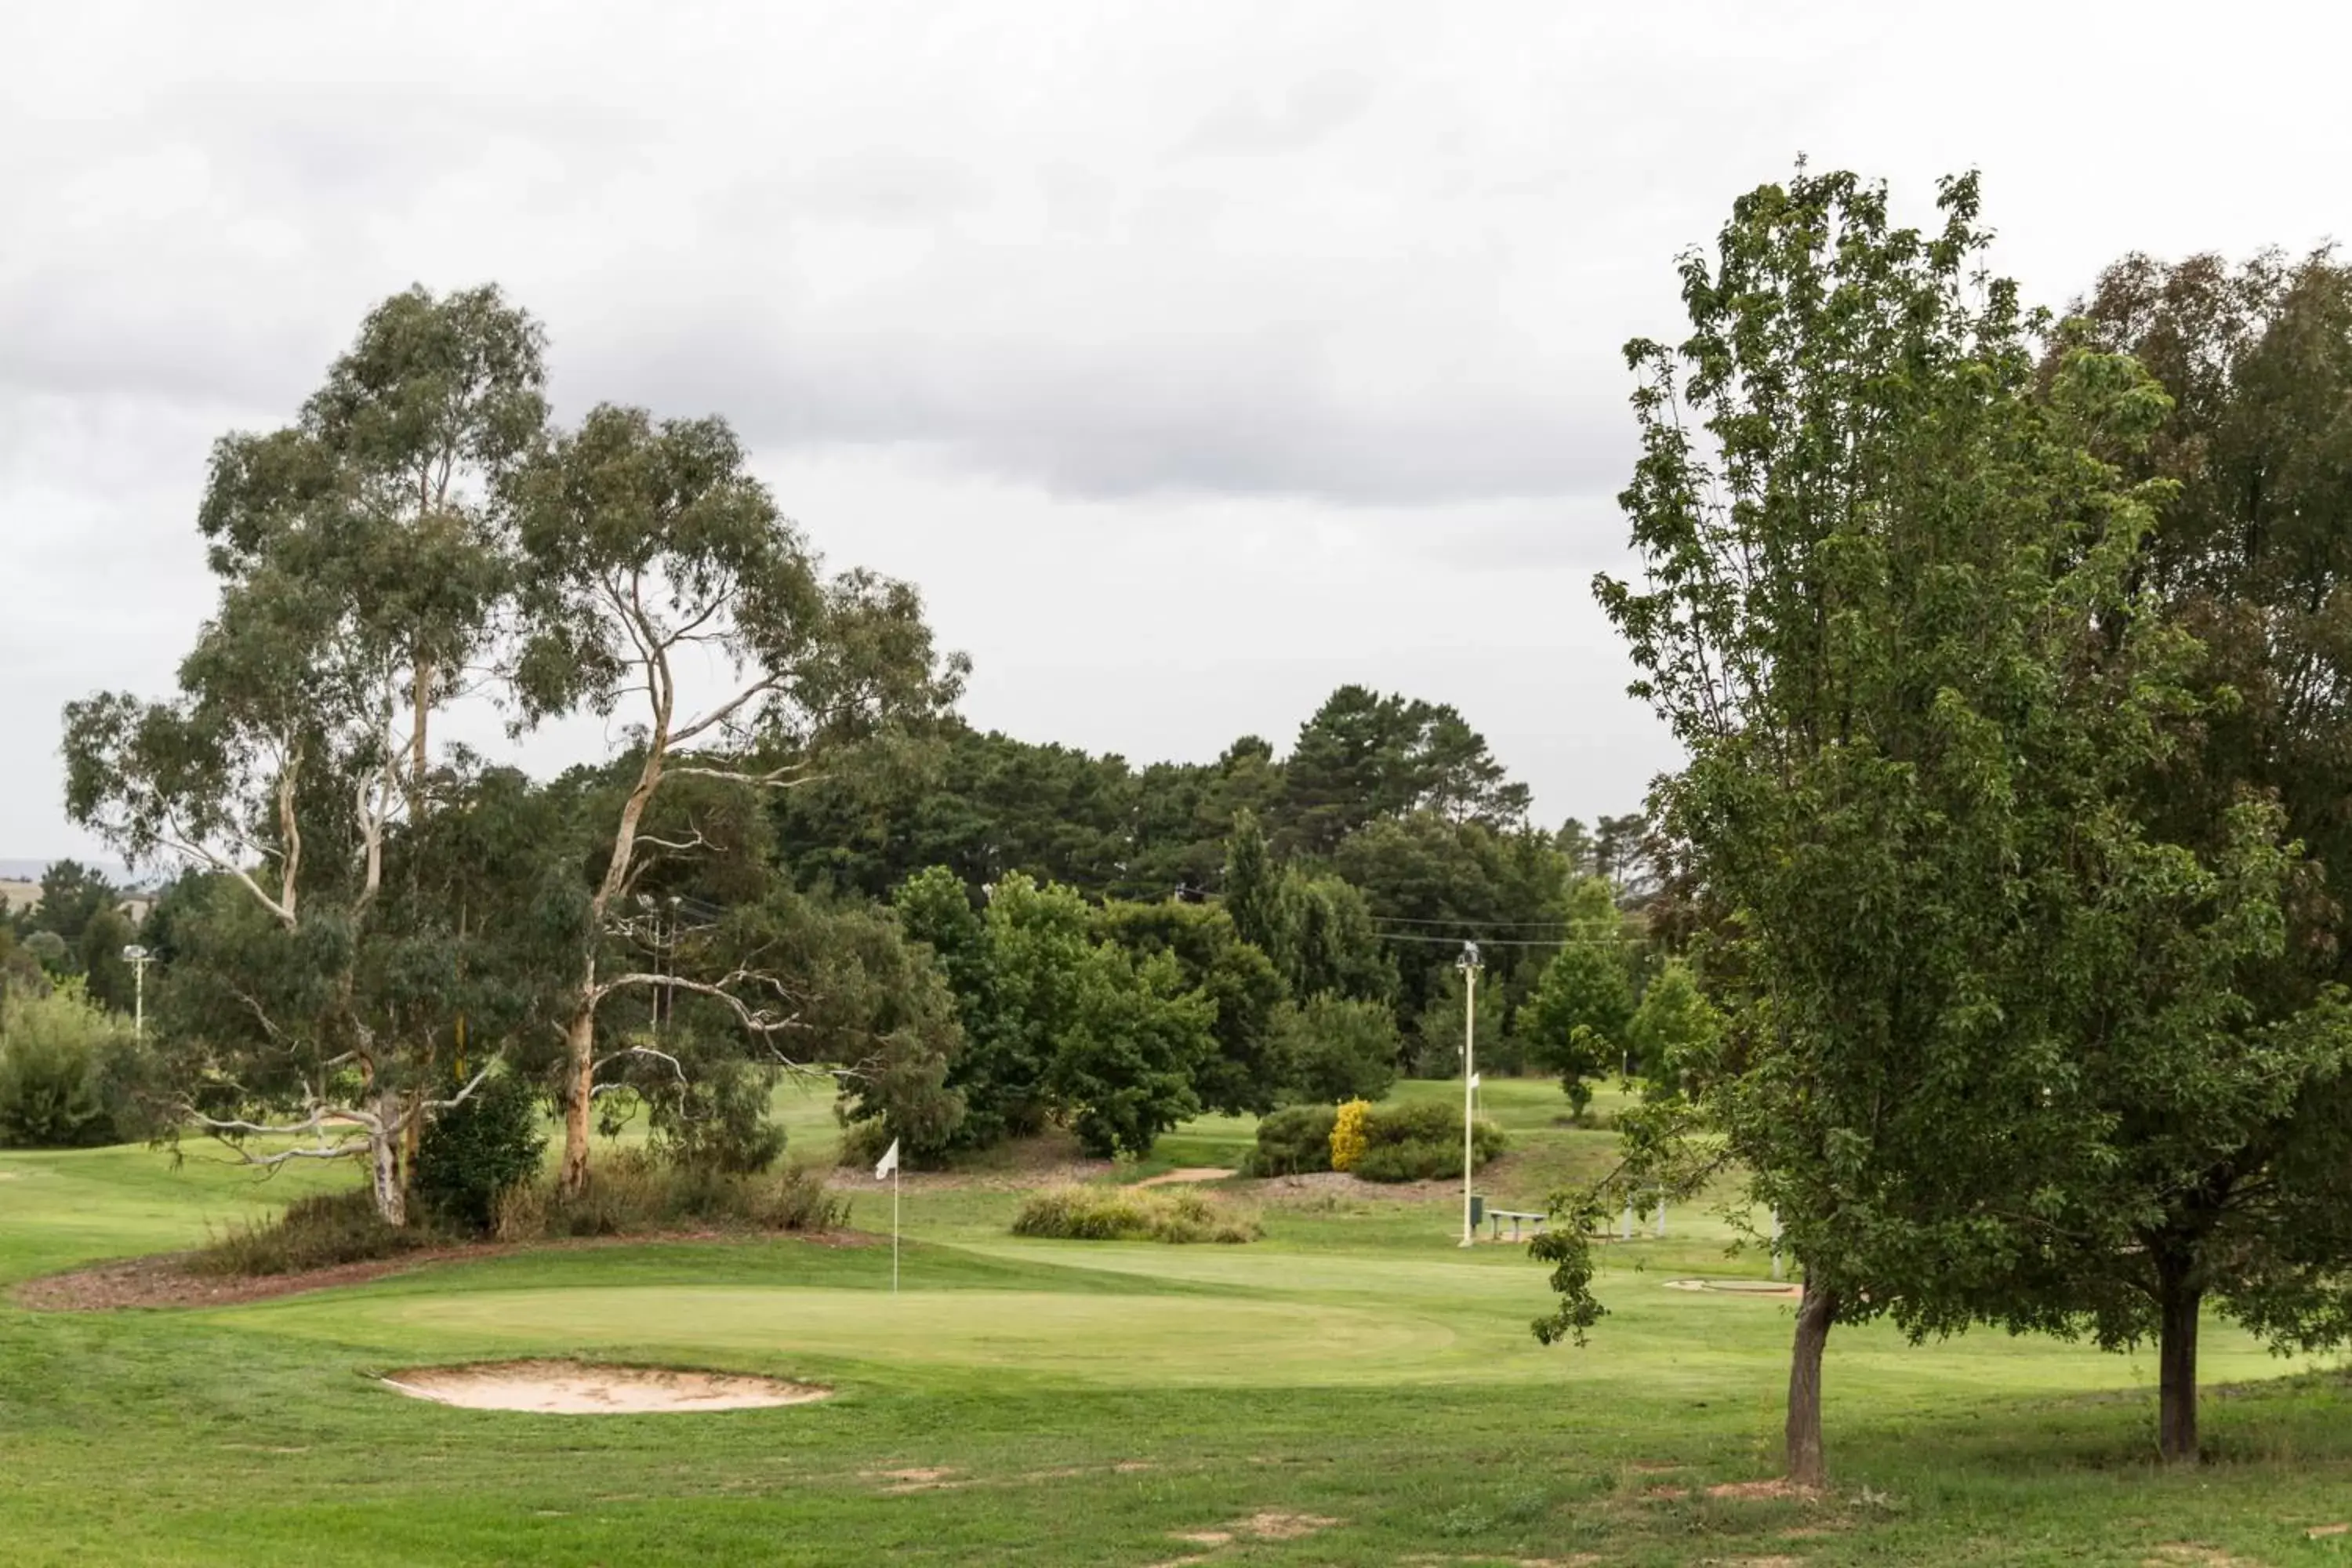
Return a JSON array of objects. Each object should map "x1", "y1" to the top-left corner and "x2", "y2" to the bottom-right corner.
[{"x1": 5, "y1": 0, "x2": 2345, "y2": 865}]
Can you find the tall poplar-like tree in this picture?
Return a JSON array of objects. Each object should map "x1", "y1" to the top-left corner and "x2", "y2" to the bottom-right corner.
[
  {"x1": 1542, "y1": 169, "x2": 2312, "y2": 1482},
  {"x1": 511, "y1": 405, "x2": 964, "y2": 1196}
]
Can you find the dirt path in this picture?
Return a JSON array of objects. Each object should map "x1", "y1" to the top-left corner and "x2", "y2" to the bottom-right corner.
[{"x1": 1131, "y1": 1167, "x2": 1238, "y2": 1188}]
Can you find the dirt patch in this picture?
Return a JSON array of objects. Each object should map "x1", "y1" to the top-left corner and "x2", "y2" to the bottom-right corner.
[
  {"x1": 382, "y1": 1360, "x2": 829, "y2": 1414},
  {"x1": 1642, "y1": 1485, "x2": 1691, "y2": 1501},
  {"x1": 2143, "y1": 1547, "x2": 2264, "y2": 1568},
  {"x1": 1133, "y1": 1167, "x2": 1236, "y2": 1188},
  {"x1": 1708, "y1": 1479, "x2": 1821, "y2": 1501},
  {"x1": 1253, "y1": 1171, "x2": 1458, "y2": 1203},
  {"x1": 865, "y1": 1465, "x2": 966, "y2": 1494},
  {"x1": 885, "y1": 1161, "x2": 1116, "y2": 1193},
  {"x1": 2309, "y1": 1524, "x2": 2350, "y2": 1540},
  {"x1": 1240, "y1": 1512, "x2": 1339, "y2": 1540},
  {"x1": 12, "y1": 1228, "x2": 871, "y2": 1312},
  {"x1": 1175, "y1": 1512, "x2": 1340, "y2": 1545},
  {"x1": 1706, "y1": 1558, "x2": 1805, "y2": 1568}
]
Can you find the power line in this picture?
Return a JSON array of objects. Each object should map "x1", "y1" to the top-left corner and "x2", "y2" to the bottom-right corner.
[
  {"x1": 1370, "y1": 913, "x2": 1574, "y2": 929},
  {"x1": 1374, "y1": 931, "x2": 1623, "y2": 948}
]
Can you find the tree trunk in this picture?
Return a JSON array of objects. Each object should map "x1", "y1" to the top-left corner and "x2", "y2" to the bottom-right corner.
[
  {"x1": 2156, "y1": 1254, "x2": 2202, "y2": 1465},
  {"x1": 1786, "y1": 1279, "x2": 1838, "y2": 1488},
  {"x1": 558, "y1": 978, "x2": 597, "y2": 1198},
  {"x1": 368, "y1": 1093, "x2": 407, "y2": 1227},
  {"x1": 560, "y1": 721, "x2": 667, "y2": 1198},
  {"x1": 399, "y1": 1079, "x2": 428, "y2": 1205}
]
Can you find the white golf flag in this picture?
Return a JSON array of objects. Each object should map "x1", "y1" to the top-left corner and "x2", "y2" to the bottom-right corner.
[
  {"x1": 874, "y1": 1138, "x2": 901, "y2": 1180},
  {"x1": 1468, "y1": 1073, "x2": 1482, "y2": 1089}
]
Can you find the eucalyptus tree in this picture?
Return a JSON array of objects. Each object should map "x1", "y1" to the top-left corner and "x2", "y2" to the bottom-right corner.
[
  {"x1": 61, "y1": 285, "x2": 549, "y2": 1221},
  {"x1": 511, "y1": 404, "x2": 964, "y2": 1195},
  {"x1": 1544, "y1": 169, "x2": 2305, "y2": 1482}
]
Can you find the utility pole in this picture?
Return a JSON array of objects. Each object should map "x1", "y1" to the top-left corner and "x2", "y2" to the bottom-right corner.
[
  {"x1": 120, "y1": 944, "x2": 151, "y2": 1041},
  {"x1": 1458, "y1": 941, "x2": 1481, "y2": 1248}
]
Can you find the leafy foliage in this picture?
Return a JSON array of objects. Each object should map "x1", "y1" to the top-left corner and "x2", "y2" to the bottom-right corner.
[
  {"x1": 1328, "y1": 1098, "x2": 1371, "y2": 1171},
  {"x1": 1244, "y1": 1103, "x2": 1338, "y2": 1176},
  {"x1": 0, "y1": 983, "x2": 137, "y2": 1148},
  {"x1": 413, "y1": 1073, "x2": 547, "y2": 1232},
  {"x1": 1096, "y1": 899, "x2": 1285, "y2": 1115},
  {"x1": 1572, "y1": 165, "x2": 2322, "y2": 1476},
  {"x1": 897, "y1": 870, "x2": 1214, "y2": 1158},
  {"x1": 1519, "y1": 879, "x2": 1635, "y2": 1111},
  {"x1": 1348, "y1": 1100, "x2": 1506, "y2": 1183},
  {"x1": 1272, "y1": 994, "x2": 1400, "y2": 1105}
]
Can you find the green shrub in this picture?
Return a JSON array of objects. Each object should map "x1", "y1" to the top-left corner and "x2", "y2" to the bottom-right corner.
[
  {"x1": 1243, "y1": 1103, "x2": 1338, "y2": 1176},
  {"x1": 189, "y1": 1189, "x2": 430, "y2": 1277},
  {"x1": 1348, "y1": 1102, "x2": 1508, "y2": 1183},
  {"x1": 414, "y1": 1073, "x2": 546, "y2": 1233},
  {"x1": 1011, "y1": 1183, "x2": 1259, "y2": 1244},
  {"x1": 0, "y1": 985, "x2": 139, "y2": 1149}
]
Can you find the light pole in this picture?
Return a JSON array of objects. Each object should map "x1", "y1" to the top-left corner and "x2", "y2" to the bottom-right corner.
[
  {"x1": 121, "y1": 945, "x2": 151, "y2": 1041},
  {"x1": 1458, "y1": 941, "x2": 1482, "y2": 1248},
  {"x1": 665, "y1": 895, "x2": 681, "y2": 1033}
]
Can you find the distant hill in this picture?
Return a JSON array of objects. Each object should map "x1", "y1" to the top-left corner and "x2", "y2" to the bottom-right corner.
[{"x1": 1, "y1": 859, "x2": 157, "y2": 927}]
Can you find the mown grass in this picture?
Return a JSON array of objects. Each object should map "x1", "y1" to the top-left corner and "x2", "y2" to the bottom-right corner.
[{"x1": 3, "y1": 1079, "x2": 2350, "y2": 1566}]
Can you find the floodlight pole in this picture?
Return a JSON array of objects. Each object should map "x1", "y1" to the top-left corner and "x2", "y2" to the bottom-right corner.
[
  {"x1": 1459, "y1": 942, "x2": 1481, "y2": 1248},
  {"x1": 121, "y1": 945, "x2": 150, "y2": 1041}
]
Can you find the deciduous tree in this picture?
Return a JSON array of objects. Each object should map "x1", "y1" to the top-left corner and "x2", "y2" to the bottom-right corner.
[{"x1": 1546, "y1": 169, "x2": 2308, "y2": 1484}]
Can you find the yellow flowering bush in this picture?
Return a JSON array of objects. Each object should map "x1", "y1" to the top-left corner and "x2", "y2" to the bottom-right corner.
[{"x1": 1329, "y1": 1098, "x2": 1372, "y2": 1172}]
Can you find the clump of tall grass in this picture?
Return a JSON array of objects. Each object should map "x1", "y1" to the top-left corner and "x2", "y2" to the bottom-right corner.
[{"x1": 1011, "y1": 1183, "x2": 1260, "y2": 1244}]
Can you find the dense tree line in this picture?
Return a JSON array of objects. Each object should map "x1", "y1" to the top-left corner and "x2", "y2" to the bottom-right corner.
[{"x1": 47, "y1": 282, "x2": 1662, "y2": 1229}]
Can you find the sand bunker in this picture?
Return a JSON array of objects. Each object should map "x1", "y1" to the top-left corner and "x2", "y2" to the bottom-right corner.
[
  {"x1": 381, "y1": 1360, "x2": 829, "y2": 1414},
  {"x1": 1664, "y1": 1278, "x2": 1804, "y2": 1299}
]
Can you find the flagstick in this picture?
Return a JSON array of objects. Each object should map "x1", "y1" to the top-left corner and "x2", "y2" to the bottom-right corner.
[{"x1": 892, "y1": 1162, "x2": 901, "y2": 1295}]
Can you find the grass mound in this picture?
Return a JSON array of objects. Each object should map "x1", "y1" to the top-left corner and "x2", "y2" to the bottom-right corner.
[{"x1": 1011, "y1": 1183, "x2": 1261, "y2": 1244}]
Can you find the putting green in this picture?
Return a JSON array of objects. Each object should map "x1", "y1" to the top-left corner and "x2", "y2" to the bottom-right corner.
[{"x1": 209, "y1": 1286, "x2": 1478, "y2": 1387}]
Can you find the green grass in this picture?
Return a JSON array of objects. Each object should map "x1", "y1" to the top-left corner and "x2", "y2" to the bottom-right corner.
[{"x1": 4, "y1": 1079, "x2": 2351, "y2": 1565}]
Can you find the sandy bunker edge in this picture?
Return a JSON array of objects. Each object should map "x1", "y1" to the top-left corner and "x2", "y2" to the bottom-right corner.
[{"x1": 381, "y1": 1359, "x2": 832, "y2": 1414}]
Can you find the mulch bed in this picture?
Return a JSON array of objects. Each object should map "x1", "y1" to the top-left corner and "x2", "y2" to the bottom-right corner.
[{"x1": 11, "y1": 1226, "x2": 879, "y2": 1314}]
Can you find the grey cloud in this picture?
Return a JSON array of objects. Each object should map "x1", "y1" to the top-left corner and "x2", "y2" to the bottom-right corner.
[
  {"x1": 570, "y1": 311, "x2": 1632, "y2": 505},
  {"x1": 1181, "y1": 71, "x2": 1376, "y2": 156}
]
